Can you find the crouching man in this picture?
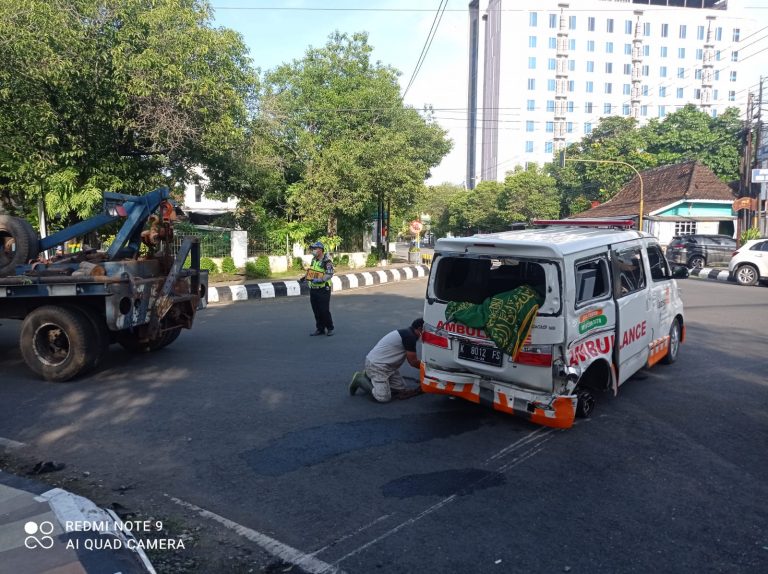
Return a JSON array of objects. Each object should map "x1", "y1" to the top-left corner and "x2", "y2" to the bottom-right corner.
[{"x1": 349, "y1": 318, "x2": 424, "y2": 402}]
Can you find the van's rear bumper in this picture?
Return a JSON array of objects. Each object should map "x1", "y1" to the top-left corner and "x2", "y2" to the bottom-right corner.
[{"x1": 420, "y1": 363, "x2": 576, "y2": 429}]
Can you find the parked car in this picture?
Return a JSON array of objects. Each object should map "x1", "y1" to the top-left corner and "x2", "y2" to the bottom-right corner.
[
  {"x1": 666, "y1": 234, "x2": 737, "y2": 269},
  {"x1": 728, "y1": 238, "x2": 768, "y2": 286}
]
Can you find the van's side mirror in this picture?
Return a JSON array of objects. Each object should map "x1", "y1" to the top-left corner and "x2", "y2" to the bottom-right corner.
[{"x1": 672, "y1": 265, "x2": 689, "y2": 279}]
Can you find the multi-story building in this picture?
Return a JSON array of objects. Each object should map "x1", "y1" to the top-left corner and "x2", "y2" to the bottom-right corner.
[{"x1": 466, "y1": 0, "x2": 760, "y2": 186}]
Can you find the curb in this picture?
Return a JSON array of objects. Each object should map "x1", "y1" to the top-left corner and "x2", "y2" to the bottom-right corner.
[
  {"x1": 0, "y1": 470, "x2": 153, "y2": 573},
  {"x1": 207, "y1": 264, "x2": 430, "y2": 305},
  {"x1": 687, "y1": 267, "x2": 733, "y2": 284}
]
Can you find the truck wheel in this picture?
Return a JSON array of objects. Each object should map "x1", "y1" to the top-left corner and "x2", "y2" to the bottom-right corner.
[
  {"x1": 149, "y1": 327, "x2": 182, "y2": 351},
  {"x1": 575, "y1": 388, "x2": 596, "y2": 418},
  {"x1": 69, "y1": 306, "x2": 110, "y2": 369},
  {"x1": 734, "y1": 264, "x2": 759, "y2": 286},
  {"x1": 20, "y1": 306, "x2": 99, "y2": 382},
  {"x1": 116, "y1": 331, "x2": 151, "y2": 353},
  {"x1": 661, "y1": 319, "x2": 681, "y2": 365},
  {"x1": 0, "y1": 215, "x2": 37, "y2": 276}
]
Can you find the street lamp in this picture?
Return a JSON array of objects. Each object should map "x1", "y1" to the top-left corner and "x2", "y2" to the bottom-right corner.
[{"x1": 559, "y1": 151, "x2": 645, "y2": 231}]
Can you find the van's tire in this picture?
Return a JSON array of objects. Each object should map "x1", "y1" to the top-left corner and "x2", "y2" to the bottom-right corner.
[
  {"x1": 661, "y1": 319, "x2": 681, "y2": 365},
  {"x1": 0, "y1": 215, "x2": 37, "y2": 276},
  {"x1": 575, "y1": 388, "x2": 596, "y2": 418},
  {"x1": 688, "y1": 255, "x2": 705, "y2": 269},
  {"x1": 734, "y1": 264, "x2": 759, "y2": 286},
  {"x1": 20, "y1": 305, "x2": 99, "y2": 382}
]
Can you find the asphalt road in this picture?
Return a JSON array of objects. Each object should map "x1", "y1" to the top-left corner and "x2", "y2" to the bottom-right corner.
[{"x1": 1, "y1": 278, "x2": 767, "y2": 574}]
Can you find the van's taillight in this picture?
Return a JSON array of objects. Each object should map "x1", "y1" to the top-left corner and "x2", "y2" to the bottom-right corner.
[
  {"x1": 423, "y1": 331, "x2": 450, "y2": 349},
  {"x1": 516, "y1": 345, "x2": 553, "y2": 367}
]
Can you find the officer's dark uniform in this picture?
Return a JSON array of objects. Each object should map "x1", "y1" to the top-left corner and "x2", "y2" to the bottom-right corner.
[{"x1": 306, "y1": 243, "x2": 335, "y2": 336}]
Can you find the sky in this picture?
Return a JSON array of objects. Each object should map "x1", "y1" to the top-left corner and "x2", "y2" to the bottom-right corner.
[{"x1": 211, "y1": 0, "x2": 768, "y2": 186}]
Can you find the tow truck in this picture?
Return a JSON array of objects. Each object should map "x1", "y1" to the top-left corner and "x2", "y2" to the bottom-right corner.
[{"x1": 0, "y1": 188, "x2": 207, "y2": 381}]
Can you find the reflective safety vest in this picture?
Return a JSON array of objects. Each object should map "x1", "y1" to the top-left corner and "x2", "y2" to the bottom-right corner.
[{"x1": 308, "y1": 257, "x2": 331, "y2": 288}]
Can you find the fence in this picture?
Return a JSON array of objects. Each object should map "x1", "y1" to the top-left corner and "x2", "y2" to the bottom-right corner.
[
  {"x1": 338, "y1": 233, "x2": 365, "y2": 253},
  {"x1": 247, "y1": 235, "x2": 291, "y2": 257},
  {"x1": 173, "y1": 232, "x2": 230, "y2": 258}
]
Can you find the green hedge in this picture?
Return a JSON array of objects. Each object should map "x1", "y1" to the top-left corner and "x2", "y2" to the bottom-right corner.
[
  {"x1": 200, "y1": 257, "x2": 219, "y2": 273},
  {"x1": 221, "y1": 256, "x2": 237, "y2": 274},
  {"x1": 245, "y1": 256, "x2": 271, "y2": 279}
]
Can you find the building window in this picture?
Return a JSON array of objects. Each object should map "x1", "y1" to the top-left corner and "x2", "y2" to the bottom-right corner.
[
  {"x1": 643, "y1": 45, "x2": 650, "y2": 57},
  {"x1": 677, "y1": 87, "x2": 684, "y2": 99},
  {"x1": 604, "y1": 103, "x2": 612, "y2": 114},
  {"x1": 529, "y1": 36, "x2": 537, "y2": 48},
  {"x1": 714, "y1": 70, "x2": 720, "y2": 80},
  {"x1": 569, "y1": 15, "x2": 576, "y2": 30},
  {"x1": 607, "y1": 19, "x2": 614, "y2": 33},
  {"x1": 605, "y1": 82, "x2": 612, "y2": 94},
  {"x1": 549, "y1": 14, "x2": 557, "y2": 28},
  {"x1": 677, "y1": 67, "x2": 685, "y2": 79},
  {"x1": 694, "y1": 69, "x2": 702, "y2": 80},
  {"x1": 549, "y1": 37, "x2": 557, "y2": 49},
  {"x1": 526, "y1": 141, "x2": 534, "y2": 153},
  {"x1": 569, "y1": 39, "x2": 576, "y2": 50},
  {"x1": 696, "y1": 48, "x2": 703, "y2": 60},
  {"x1": 679, "y1": 25, "x2": 686, "y2": 39},
  {"x1": 587, "y1": 40, "x2": 595, "y2": 52},
  {"x1": 194, "y1": 185, "x2": 202, "y2": 203},
  {"x1": 623, "y1": 63, "x2": 632, "y2": 75},
  {"x1": 730, "y1": 71, "x2": 737, "y2": 82},
  {"x1": 694, "y1": 88, "x2": 701, "y2": 100},
  {"x1": 530, "y1": 12, "x2": 538, "y2": 27},
  {"x1": 678, "y1": 47, "x2": 686, "y2": 59},
  {"x1": 728, "y1": 90, "x2": 735, "y2": 102},
  {"x1": 567, "y1": 122, "x2": 574, "y2": 133},
  {"x1": 588, "y1": 17, "x2": 595, "y2": 32},
  {"x1": 660, "y1": 86, "x2": 667, "y2": 97},
  {"x1": 569, "y1": 60, "x2": 575, "y2": 71},
  {"x1": 675, "y1": 221, "x2": 697, "y2": 236},
  {"x1": 528, "y1": 78, "x2": 536, "y2": 90},
  {"x1": 733, "y1": 28, "x2": 740, "y2": 42},
  {"x1": 567, "y1": 101, "x2": 574, "y2": 112},
  {"x1": 642, "y1": 85, "x2": 649, "y2": 96},
  {"x1": 711, "y1": 109, "x2": 717, "y2": 118},
  {"x1": 605, "y1": 42, "x2": 614, "y2": 53},
  {"x1": 586, "y1": 81, "x2": 594, "y2": 93},
  {"x1": 641, "y1": 105, "x2": 648, "y2": 116},
  {"x1": 661, "y1": 23, "x2": 668, "y2": 38},
  {"x1": 568, "y1": 80, "x2": 575, "y2": 92},
  {"x1": 697, "y1": 25, "x2": 705, "y2": 41},
  {"x1": 587, "y1": 61, "x2": 595, "y2": 73},
  {"x1": 585, "y1": 122, "x2": 592, "y2": 134},
  {"x1": 547, "y1": 100, "x2": 555, "y2": 112},
  {"x1": 716, "y1": 50, "x2": 722, "y2": 61},
  {"x1": 547, "y1": 79, "x2": 556, "y2": 91},
  {"x1": 715, "y1": 27, "x2": 722, "y2": 41},
  {"x1": 526, "y1": 121, "x2": 535, "y2": 132},
  {"x1": 623, "y1": 84, "x2": 631, "y2": 95},
  {"x1": 642, "y1": 65, "x2": 649, "y2": 76},
  {"x1": 713, "y1": 89, "x2": 719, "y2": 100},
  {"x1": 548, "y1": 58, "x2": 556, "y2": 70},
  {"x1": 623, "y1": 104, "x2": 630, "y2": 115},
  {"x1": 605, "y1": 62, "x2": 613, "y2": 73},
  {"x1": 585, "y1": 102, "x2": 593, "y2": 114},
  {"x1": 660, "y1": 46, "x2": 668, "y2": 58},
  {"x1": 529, "y1": 56, "x2": 537, "y2": 69},
  {"x1": 644, "y1": 22, "x2": 651, "y2": 37},
  {"x1": 660, "y1": 66, "x2": 667, "y2": 77},
  {"x1": 545, "y1": 141, "x2": 554, "y2": 153},
  {"x1": 625, "y1": 43, "x2": 632, "y2": 55},
  {"x1": 527, "y1": 99, "x2": 536, "y2": 111},
  {"x1": 624, "y1": 19, "x2": 632, "y2": 34},
  {"x1": 731, "y1": 51, "x2": 739, "y2": 62},
  {"x1": 659, "y1": 105, "x2": 666, "y2": 118}
]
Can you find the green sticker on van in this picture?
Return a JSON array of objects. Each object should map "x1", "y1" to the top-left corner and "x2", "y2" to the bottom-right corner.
[{"x1": 579, "y1": 310, "x2": 607, "y2": 334}]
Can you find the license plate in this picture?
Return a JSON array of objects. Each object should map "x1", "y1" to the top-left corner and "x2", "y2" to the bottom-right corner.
[{"x1": 457, "y1": 341, "x2": 503, "y2": 366}]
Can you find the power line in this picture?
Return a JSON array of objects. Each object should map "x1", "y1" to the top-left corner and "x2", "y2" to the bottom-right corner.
[
  {"x1": 402, "y1": 0, "x2": 448, "y2": 99},
  {"x1": 211, "y1": 5, "x2": 768, "y2": 12}
]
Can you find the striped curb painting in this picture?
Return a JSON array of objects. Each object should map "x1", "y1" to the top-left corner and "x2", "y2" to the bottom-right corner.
[
  {"x1": 207, "y1": 265, "x2": 430, "y2": 304},
  {"x1": 687, "y1": 267, "x2": 733, "y2": 283}
]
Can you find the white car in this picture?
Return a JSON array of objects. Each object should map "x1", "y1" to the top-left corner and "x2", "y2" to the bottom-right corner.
[
  {"x1": 728, "y1": 239, "x2": 768, "y2": 286},
  {"x1": 421, "y1": 220, "x2": 685, "y2": 429}
]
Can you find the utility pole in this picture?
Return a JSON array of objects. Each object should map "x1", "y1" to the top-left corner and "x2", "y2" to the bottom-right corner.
[
  {"x1": 739, "y1": 92, "x2": 754, "y2": 240},
  {"x1": 756, "y1": 76, "x2": 765, "y2": 235}
]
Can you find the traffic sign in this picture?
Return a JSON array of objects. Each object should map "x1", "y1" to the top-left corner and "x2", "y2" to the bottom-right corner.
[
  {"x1": 752, "y1": 168, "x2": 768, "y2": 183},
  {"x1": 409, "y1": 220, "x2": 423, "y2": 234}
]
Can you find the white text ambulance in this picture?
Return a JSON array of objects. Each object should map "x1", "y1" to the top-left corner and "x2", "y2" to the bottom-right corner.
[{"x1": 420, "y1": 220, "x2": 685, "y2": 429}]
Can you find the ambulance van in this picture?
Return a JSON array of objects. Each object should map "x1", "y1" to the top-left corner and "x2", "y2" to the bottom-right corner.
[{"x1": 420, "y1": 220, "x2": 685, "y2": 429}]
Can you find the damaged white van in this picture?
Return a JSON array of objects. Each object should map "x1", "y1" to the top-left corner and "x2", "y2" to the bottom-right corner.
[{"x1": 420, "y1": 220, "x2": 685, "y2": 429}]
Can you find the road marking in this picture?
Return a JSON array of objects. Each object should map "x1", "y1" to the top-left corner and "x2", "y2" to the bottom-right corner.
[
  {"x1": 167, "y1": 496, "x2": 345, "y2": 574},
  {"x1": 332, "y1": 427, "x2": 561, "y2": 566},
  {"x1": 309, "y1": 514, "x2": 393, "y2": 557},
  {"x1": 0, "y1": 437, "x2": 26, "y2": 450}
]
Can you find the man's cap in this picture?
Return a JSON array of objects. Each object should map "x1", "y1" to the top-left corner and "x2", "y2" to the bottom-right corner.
[{"x1": 310, "y1": 241, "x2": 325, "y2": 250}]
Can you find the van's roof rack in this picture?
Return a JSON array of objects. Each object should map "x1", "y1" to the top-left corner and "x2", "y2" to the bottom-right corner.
[{"x1": 532, "y1": 219, "x2": 636, "y2": 229}]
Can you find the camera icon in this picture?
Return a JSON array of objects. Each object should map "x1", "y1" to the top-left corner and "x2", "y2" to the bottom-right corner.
[{"x1": 24, "y1": 520, "x2": 55, "y2": 549}]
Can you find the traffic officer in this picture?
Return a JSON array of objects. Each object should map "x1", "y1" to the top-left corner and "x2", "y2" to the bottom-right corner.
[{"x1": 303, "y1": 241, "x2": 335, "y2": 336}]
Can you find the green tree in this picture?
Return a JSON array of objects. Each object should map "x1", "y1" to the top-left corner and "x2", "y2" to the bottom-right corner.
[
  {"x1": 498, "y1": 164, "x2": 560, "y2": 223},
  {"x1": 445, "y1": 180, "x2": 505, "y2": 236},
  {"x1": 0, "y1": 0, "x2": 255, "y2": 222},
  {"x1": 411, "y1": 182, "x2": 464, "y2": 238}
]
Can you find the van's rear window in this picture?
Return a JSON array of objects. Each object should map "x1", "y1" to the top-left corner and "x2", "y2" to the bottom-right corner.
[{"x1": 432, "y1": 257, "x2": 548, "y2": 305}]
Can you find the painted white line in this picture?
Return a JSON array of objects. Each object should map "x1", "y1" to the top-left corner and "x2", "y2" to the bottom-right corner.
[
  {"x1": 309, "y1": 514, "x2": 393, "y2": 557},
  {"x1": 346, "y1": 274, "x2": 359, "y2": 289},
  {"x1": 167, "y1": 496, "x2": 345, "y2": 574},
  {"x1": 257, "y1": 283, "x2": 275, "y2": 298},
  {"x1": 717, "y1": 270, "x2": 730, "y2": 281},
  {"x1": 415, "y1": 266, "x2": 425, "y2": 277},
  {"x1": 0, "y1": 437, "x2": 26, "y2": 450},
  {"x1": 230, "y1": 285, "x2": 248, "y2": 301},
  {"x1": 360, "y1": 272, "x2": 374, "y2": 286},
  {"x1": 402, "y1": 267, "x2": 414, "y2": 279},
  {"x1": 484, "y1": 427, "x2": 549, "y2": 463},
  {"x1": 285, "y1": 280, "x2": 302, "y2": 296},
  {"x1": 331, "y1": 276, "x2": 343, "y2": 292},
  {"x1": 390, "y1": 269, "x2": 402, "y2": 281},
  {"x1": 375, "y1": 270, "x2": 388, "y2": 284},
  {"x1": 699, "y1": 267, "x2": 713, "y2": 275},
  {"x1": 207, "y1": 287, "x2": 220, "y2": 303}
]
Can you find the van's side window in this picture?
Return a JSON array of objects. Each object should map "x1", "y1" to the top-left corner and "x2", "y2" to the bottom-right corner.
[
  {"x1": 615, "y1": 249, "x2": 647, "y2": 297},
  {"x1": 647, "y1": 244, "x2": 672, "y2": 281},
  {"x1": 575, "y1": 258, "x2": 610, "y2": 305}
]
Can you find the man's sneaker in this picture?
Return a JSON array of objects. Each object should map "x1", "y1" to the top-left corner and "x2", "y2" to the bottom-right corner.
[
  {"x1": 310, "y1": 329, "x2": 325, "y2": 336},
  {"x1": 326, "y1": 329, "x2": 334, "y2": 337}
]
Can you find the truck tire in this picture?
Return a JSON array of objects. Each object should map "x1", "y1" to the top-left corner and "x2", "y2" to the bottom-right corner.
[
  {"x1": 149, "y1": 327, "x2": 181, "y2": 351},
  {"x1": 20, "y1": 305, "x2": 99, "y2": 382},
  {"x1": 116, "y1": 325, "x2": 181, "y2": 352},
  {"x1": 0, "y1": 215, "x2": 37, "y2": 276},
  {"x1": 67, "y1": 305, "x2": 110, "y2": 369}
]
